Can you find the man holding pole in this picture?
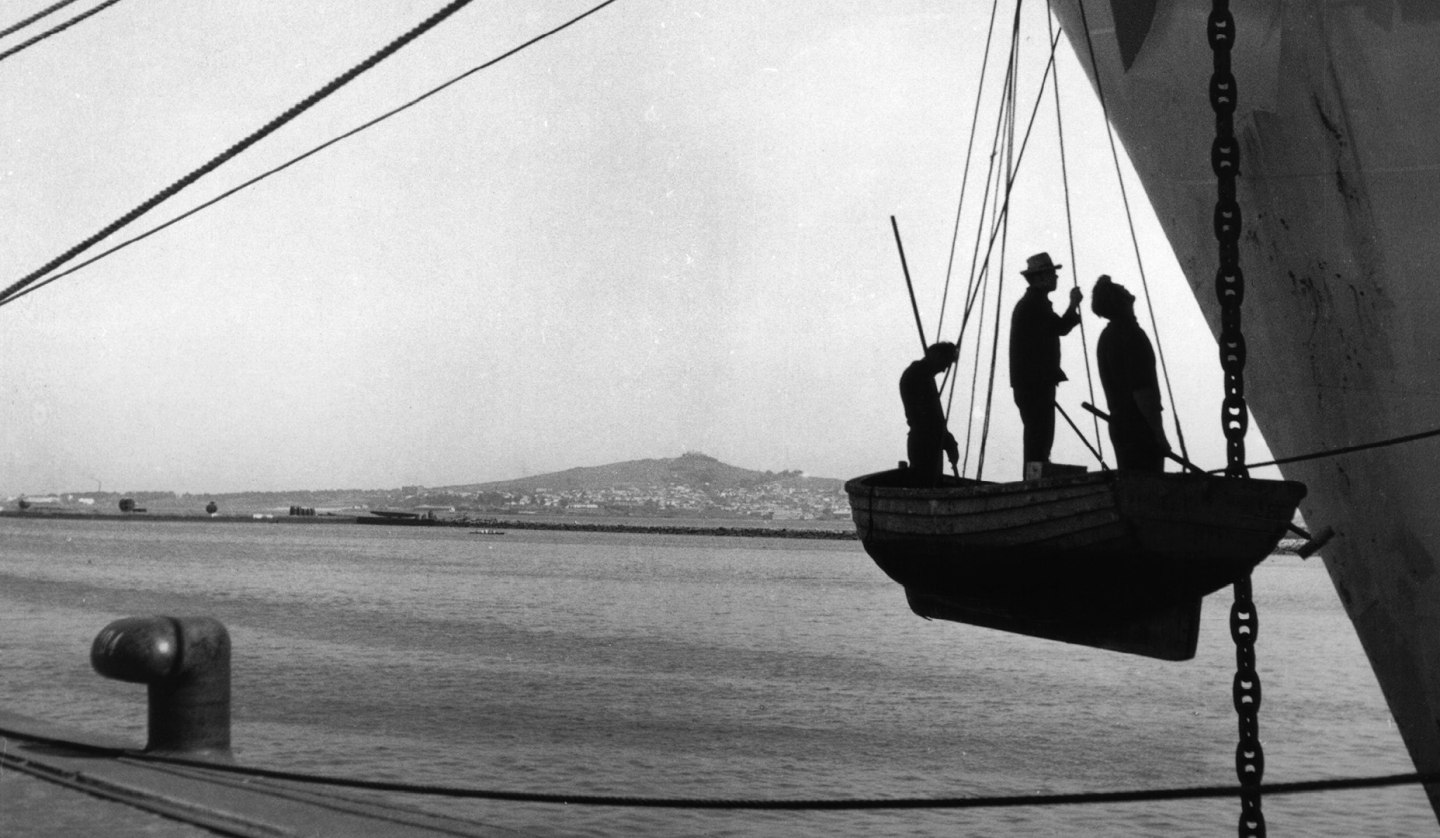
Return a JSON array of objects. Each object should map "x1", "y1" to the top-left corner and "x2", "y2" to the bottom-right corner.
[
  {"x1": 900, "y1": 342, "x2": 961, "y2": 487},
  {"x1": 1009, "y1": 252, "x2": 1083, "y2": 479}
]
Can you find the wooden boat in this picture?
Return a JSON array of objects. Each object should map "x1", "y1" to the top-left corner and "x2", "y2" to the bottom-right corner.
[
  {"x1": 356, "y1": 510, "x2": 438, "y2": 526},
  {"x1": 846, "y1": 468, "x2": 1306, "y2": 660}
]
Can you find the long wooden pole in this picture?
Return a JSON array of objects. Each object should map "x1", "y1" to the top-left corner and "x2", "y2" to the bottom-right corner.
[
  {"x1": 890, "y1": 216, "x2": 927, "y2": 352},
  {"x1": 1055, "y1": 401, "x2": 1106, "y2": 468}
]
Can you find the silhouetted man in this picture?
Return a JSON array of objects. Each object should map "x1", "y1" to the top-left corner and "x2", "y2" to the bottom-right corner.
[
  {"x1": 1092, "y1": 275, "x2": 1170, "y2": 471},
  {"x1": 1010, "y1": 252, "x2": 1082, "y2": 476},
  {"x1": 900, "y1": 342, "x2": 960, "y2": 487}
]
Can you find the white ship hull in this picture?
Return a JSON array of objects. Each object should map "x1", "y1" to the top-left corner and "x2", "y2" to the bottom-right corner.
[{"x1": 1048, "y1": 0, "x2": 1440, "y2": 818}]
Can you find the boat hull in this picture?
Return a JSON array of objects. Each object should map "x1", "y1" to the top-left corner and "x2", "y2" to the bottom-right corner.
[
  {"x1": 846, "y1": 469, "x2": 1304, "y2": 659},
  {"x1": 355, "y1": 515, "x2": 437, "y2": 526}
]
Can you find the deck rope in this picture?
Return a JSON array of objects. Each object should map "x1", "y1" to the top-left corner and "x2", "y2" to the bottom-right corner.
[{"x1": 3, "y1": 729, "x2": 1437, "y2": 813}]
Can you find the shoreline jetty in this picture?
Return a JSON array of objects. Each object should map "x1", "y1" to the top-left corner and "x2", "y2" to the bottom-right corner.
[{"x1": 0, "y1": 509, "x2": 857, "y2": 540}]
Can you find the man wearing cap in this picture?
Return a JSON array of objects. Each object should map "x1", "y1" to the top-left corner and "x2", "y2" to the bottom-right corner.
[
  {"x1": 900, "y1": 341, "x2": 961, "y2": 487},
  {"x1": 1092, "y1": 275, "x2": 1170, "y2": 471},
  {"x1": 1009, "y1": 252, "x2": 1083, "y2": 476}
]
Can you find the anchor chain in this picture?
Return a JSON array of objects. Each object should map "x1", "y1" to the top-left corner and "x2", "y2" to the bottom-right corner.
[
  {"x1": 1231, "y1": 575, "x2": 1264, "y2": 836},
  {"x1": 1209, "y1": 2, "x2": 1264, "y2": 835}
]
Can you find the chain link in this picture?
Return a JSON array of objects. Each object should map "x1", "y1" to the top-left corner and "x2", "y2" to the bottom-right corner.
[{"x1": 1210, "y1": 3, "x2": 1264, "y2": 835}]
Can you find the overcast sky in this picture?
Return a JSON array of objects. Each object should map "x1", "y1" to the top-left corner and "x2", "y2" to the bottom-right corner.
[{"x1": 0, "y1": 0, "x2": 1274, "y2": 496}]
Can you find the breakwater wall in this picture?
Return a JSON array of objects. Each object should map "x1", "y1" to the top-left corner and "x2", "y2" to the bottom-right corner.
[{"x1": 0, "y1": 510, "x2": 857, "y2": 540}]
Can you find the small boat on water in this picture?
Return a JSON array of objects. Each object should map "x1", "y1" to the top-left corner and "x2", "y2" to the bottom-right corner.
[
  {"x1": 846, "y1": 468, "x2": 1306, "y2": 660},
  {"x1": 356, "y1": 510, "x2": 438, "y2": 526}
]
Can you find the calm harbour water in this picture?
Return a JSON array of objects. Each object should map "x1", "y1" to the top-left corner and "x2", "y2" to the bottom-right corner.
[{"x1": 0, "y1": 516, "x2": 1432, "y2": 837}]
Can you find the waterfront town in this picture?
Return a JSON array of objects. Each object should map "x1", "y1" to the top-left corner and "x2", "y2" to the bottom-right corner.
[{"x1": 3, "y1": 454, "x2": 852, "y2": 522}]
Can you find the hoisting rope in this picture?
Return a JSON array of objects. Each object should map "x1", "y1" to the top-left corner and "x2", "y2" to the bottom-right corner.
[
  {"x1": 0, "y1": 0, "x2": 125, "y2": 64},
  {"x1": 1204, "y1": 2, "x2": 1265, "y2": 837},
  {"x1": 4, "y1": 731, "x2": 1440, "y2": 813},
  {"x1": 0, "y1": 0, "x2": 625, "y2": 310},
  {"x1": 939, "y1": 4, "x2": 1070, "y2": 477},
  {"x1": 1046, "y1": 8, "x2": 1105, "y2": 461},
  {"x1": 1072, "y1": 1, "x2": 1190, "y2": 464},
  {"x1": 0, "y1": 0, "x2": 83, "y2": 40},
  {"x1": 943, "y1": 0, "x2": 1169, "y2": 478},
  {"x1": 0, "y1": 0, "x2": 482, "y2": 307},
  {"x1": 935, "y1": 0, "x2": 1004, "y2": 344},
  {"x1": 974, "y1": 3, "x2": 1026, "y2": 480}
]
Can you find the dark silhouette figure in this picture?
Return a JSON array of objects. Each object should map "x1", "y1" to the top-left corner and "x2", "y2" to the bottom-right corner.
[
  {"x1": 1092, "y1": 275, "x2": 1170, "y2": 471},
  {"x1": 1009, "y1": 252, "x2": 1082, "y2": 472},
  {"x1": 900, "y1": 342, "x2": 960, "y2": 486}
]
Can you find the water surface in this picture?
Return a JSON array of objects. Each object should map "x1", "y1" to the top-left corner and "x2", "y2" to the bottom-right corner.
[{"x1": 0, "y1": 517, "x2": 1428, "y2": 836}]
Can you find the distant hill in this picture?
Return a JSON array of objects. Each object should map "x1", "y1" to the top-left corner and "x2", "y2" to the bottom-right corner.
[
  {"x1": 442, "y1": 452, "x2": 844, "y2": 494},
  {"x1": 19, "y1": 452, "x2": 844, "y2": 516}
]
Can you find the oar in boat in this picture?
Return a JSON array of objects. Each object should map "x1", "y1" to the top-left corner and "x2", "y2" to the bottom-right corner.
[
  {"x1": 889, "y1": 215, "x2": 927, "y2": 353},
  {"x1": 891, "y1": 215, "x2": 960, "y2": 481},
  {"x1": 1080, "y1": 401, "x2": 1203, "y2": 475},
  {"x1": 1079, "y1": 401, "x2": 1333, "y2": 557},
  {"x1": 1054, "y1": 401, "x2": 1108, "y2": 470}
]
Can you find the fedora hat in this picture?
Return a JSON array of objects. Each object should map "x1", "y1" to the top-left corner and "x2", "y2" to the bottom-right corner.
[{"x1": 1021, "y1": 252, "x2": 1062, "y2": 276}]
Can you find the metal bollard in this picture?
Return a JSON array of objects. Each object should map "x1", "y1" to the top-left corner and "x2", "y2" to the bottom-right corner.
[{"x1": 91, "y1": 616, "x2": 233, "y2": 761}]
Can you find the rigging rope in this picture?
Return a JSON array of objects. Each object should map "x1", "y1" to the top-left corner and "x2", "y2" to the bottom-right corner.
[
  {"x1": 1046, "y1": 8, "x2": 1105, "y2": 461},
  {"x1": 0, "y1": 0, "x2": 481, "y2": 306},
  {"x1": 1072, "y1": 1, "x2": 1190, "y2": 464},
  {"x1": 0, "y1": 0, "x2": 625, "y2": 310},
  {"x1": 4, "y1": 729, "x2": 1439, "y2": 812},
  {"x1": 935, "y1": 0, "x2": 1004, "y2": 343},
  {"x1": 1234, "y1": 426, "x2": 1440, "y2": 471},
  {"x1": 973, "y1": 3, "x2": 1026, "y2": 480},
  {"x1": 945, "y1": 17, "x2": 1069, "y2": 477},
  {"x1": 0, "y1": 0, "x2": 124, "y2": 64},
  {"x1": 0, "y1": 0, "x2": 83, "y2": 39}
]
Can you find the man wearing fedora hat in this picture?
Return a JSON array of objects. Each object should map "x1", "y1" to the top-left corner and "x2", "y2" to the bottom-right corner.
[{"x1": 1009, "y1": 252, "x2": 1083, "y2": 477}]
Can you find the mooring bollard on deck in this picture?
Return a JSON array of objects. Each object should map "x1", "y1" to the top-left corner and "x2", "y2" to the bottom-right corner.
[{"x1": 91, "y1": 616, "x2": 233, "y2": 760}]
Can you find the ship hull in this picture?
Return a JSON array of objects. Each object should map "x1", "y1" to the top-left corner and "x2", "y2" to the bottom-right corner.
[{"x1": 1049, "y1": 0, "x2": 1440, "y2": 817}]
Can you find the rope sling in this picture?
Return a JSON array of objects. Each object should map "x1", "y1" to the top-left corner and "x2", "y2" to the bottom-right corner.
[{"x1": 932, "y1": 1, "x2": 1186, "y2": 481}]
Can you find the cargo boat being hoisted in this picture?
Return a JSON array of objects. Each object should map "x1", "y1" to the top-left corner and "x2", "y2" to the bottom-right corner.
[
  {"x1": 1040, "y1": 0, "x2": 1440, "y2": 820},
  {"x1": 851, "y1": 0, "x2": 1440, "y2": 821},
  {"x1": 846, "y1": 468, "x2": 1305, "y2": 660}
]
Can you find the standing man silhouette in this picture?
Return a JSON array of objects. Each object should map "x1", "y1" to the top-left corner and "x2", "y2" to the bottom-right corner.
[
  {"x1": 1092, "y1": 275, "x2": 1170, "y2": 471},
  {"x1": 900, "y1": 342, "x2": 961, "y2": 487},
  {"x1": 1009, "y1": 252, "x2": 1082, "y2": 478}
]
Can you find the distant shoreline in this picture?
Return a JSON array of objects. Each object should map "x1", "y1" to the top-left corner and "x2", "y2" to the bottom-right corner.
[{"x1": 0, "y1": 510, "x2": 858, "y2": 540}]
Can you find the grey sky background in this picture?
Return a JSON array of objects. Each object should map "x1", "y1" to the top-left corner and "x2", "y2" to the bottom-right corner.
[{"x1": 1, "y1": 0, "x2": 1273, "y2": 496}]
